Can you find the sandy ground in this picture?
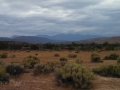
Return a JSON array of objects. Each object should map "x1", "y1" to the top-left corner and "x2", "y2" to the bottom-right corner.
[{"x1": 0, "y1": 72, "x2": 120, "y2": 90}]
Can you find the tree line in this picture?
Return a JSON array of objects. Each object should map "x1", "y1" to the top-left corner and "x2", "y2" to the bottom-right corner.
[{"x1": 0, "y1": 41, "x2": 120, "y2": 51}]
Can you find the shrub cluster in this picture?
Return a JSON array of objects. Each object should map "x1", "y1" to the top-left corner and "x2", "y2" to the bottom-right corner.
[
  {"x1": 33, "y1": 62, "x2": 55, "y2": 75},
  {"x1": 56, "y1": 63, "x2": 94, "y2": 89},
  {"x1": 6, "y1": 63, "x2": 23, "y2": 76},
  {"x1": 0, "y1": 65, "x2": 9, "y2": 83},
  {"x1": 22, "y1": 55, "x2": 40, "y2": 69},
  {"x1": 0, "y1": 53, "x2": 7, "y2": 58},
  {"x1": 103, "y1": 53, "x2": 119, "y2": 60},
  {"x1": 93, "y1": 65, "x2": 120, "y2": 78},
  {"x1": 91, "y1": 53, "x2": 103, "y2": 62},
  {"x1": 68, "y1": 54, "x2": 77, "y2": 58}
]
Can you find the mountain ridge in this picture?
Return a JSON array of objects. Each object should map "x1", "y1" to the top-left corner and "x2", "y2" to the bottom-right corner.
[{"x1": 0, "y1": 35, "x2": 120, "y2": 44}]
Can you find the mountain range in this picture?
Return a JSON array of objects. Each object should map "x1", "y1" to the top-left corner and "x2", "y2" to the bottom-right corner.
[
  {"x1": 0, "y1": 34, "x2": 120, "y2": 44},
  {"x1": 36, "y1": 34, "x2": 101, "y2": 41}
]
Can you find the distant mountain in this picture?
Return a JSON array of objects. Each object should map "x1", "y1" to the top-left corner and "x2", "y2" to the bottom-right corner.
[
  {"x1": 10, "y1": 35, "x2": 19, "y2": 39},
  {"x1": 73, "y1": 36, "x2": 120, "y2": 44},
  {"x1": 0, "y1": 36, "x2": 59, "y2": 44},
  {"x1": 36, "y1": 34, "x2": 102, "y2": 41},
  {"x1": 0, "y1": 35, "x2": 120, "y2": 44},
  {"x1": 0, "y1": 37, "x2": 12, "y2": 41},
  {"x1": 12, "y1": 36, "x2": 58, "y2": 44}
]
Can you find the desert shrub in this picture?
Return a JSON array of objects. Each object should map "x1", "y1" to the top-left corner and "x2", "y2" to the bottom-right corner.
[
  {"x1": 56, "y1": 63, "x2": 94, "y2": 89},
  {"x1": 6, "y1": 63, "x2": 24, "y2": 76},
  {"x1": 9, "y1": 54, "x2": 16, "y2": 58},
  {"x1": 22, "y1": 55, "x2": 40, "y2": 69},
  {"x1": 33, "y1": 62, "x2": 55, "y2": 75},
  {"x1": 103, "y1": 53, "x2": 119, "y2": 60},
  {"x1": 91, "y1": 53, "x2": 103, "y2": 62},
  {"x1": 68, "y1": 54, "x2": 77, "y2": 58},
  {"x1": 54, "y1": 53, "x2": 60, "y2": 57},
  {"x1": 0, "y1": 65, "x2": 9, "y2": 83},
  {"x1": 75, "y1": 59, "x2": 83, "y2": 64},
  {"x1": 0, "y1": 52, "x2": 7, "y2": 58},
  {"x1": 103, "y1": 56, "x2": 109, "y2": 60},
  {"x1": 93, "y1": 65, "x2": 120, "y2": 78},
  {"x1": 60, "y1": 57, "x2": 67, "y2": 62},
  {"x1": 108, "y1": 53, "x2": 119, "y2": 60},
  {"x1": 117, "y1": 57, "x2": 120, "y2": 64}
]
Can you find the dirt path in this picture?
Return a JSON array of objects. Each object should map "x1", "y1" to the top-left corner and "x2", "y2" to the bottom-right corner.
[{"x1": 93, "y1": 75, "x2": 120, "y2": 90}]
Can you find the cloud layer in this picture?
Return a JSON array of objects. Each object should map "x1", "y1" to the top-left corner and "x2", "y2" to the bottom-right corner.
[{"x1": 0, "y1": 0, "x2": 120, "y2": 37}]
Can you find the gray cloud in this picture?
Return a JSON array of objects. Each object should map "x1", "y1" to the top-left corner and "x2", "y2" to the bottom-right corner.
[{"x1": 0, "y1": 0, "x2": 120, "y2": 37}]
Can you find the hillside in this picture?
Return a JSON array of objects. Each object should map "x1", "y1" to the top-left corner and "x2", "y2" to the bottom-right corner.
[{"x1": 75, "y1": 36, "x2": 120, "y2": 44}]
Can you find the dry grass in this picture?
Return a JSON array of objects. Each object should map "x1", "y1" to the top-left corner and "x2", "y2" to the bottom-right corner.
[{"x1": 0, "y1": 50, "x2": 120, "y2": 90}]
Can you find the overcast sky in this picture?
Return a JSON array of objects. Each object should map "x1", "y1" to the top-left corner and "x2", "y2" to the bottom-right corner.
[{"x1": 0, "y1": 0, "x2": 120, "y2": 37}]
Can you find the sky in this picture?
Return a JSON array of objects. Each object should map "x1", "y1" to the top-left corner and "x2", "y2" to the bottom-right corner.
[{"x1": 0, "y1": 0, "x2": 120, "y2": 37}]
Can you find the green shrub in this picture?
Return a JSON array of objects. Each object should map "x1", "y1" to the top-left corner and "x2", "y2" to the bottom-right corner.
[
  {"x1": 6, "y1": 63, "x2": 23, "y2": 76},
  {"x1": 109, "y1": 53, "x2": 119, "y2": 60},
  {"x1": 117, "y1": 57, "x2": 120, "y2": 64},
  {"x1": 91, "y1": 53, "x2": 103, "y2": 62},
  {"x1": 60, "y1": 57, "x2": 67, "y2": 62},
  {"x1": 93, "y1": 65, "x2": 120, "y2": 78},
  {"x1": 56, "y1": 63, "x2": 94, "y2": 89},
  {"x1": 0, "y1": 65, "x2": 9, "y2": 83},
  {"x1": 75, "y1": 59, "x2": 83, "y2": 64},
  {"x1": 68, "y1": 54, "x2": 77, "y2": 58},
  {"x1": 103, "y1": 53, "x2": 119, "y2": 60},
  {"x1": 54, "y1": 53, "x2": 60, "y2": 57},
  {"x1": 0, "y1": 53, "x2": 7, "y2": 58},
  {"x1": 22, "y1": 55, "x2": 40, "y2": 69},
  {"x1": 103, "y1": 56, "x2": 109, "y2": 60},
  {"x1": 33, "y1": 62, "x2": 54, "y2": 75}
]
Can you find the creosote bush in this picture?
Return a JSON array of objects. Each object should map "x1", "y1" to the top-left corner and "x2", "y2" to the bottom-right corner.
[
  {"x1": 75, "y1": 59, "x2": 83, "y2": 64},
  {"x1": 6, "y1": 63, "x2": 24, "y2": 76},
  {"x1": 91, "y1": 53, "x2": 103, "y2": 63},
  {"x1": 103, "y1": 53, "x2": 119, "y2": 60},
  {"x1": 33, "y1": 62, "x2": 55, "y2": 75},
  {"x1": 93, "y1": 65, "x2": 120, "y2": 78},
  {"x1": 56, "y1": 63, "x2": 94, "y2": 89},
  {"x1": 0, "y1": 52, "x2": 7, "y2": 58},
  {"x1": 68, "y1": 54, "x2": 77, "y2": 58},
  {"x1": 22, "y1": 55, "x2": 40, "y2": 69}
]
